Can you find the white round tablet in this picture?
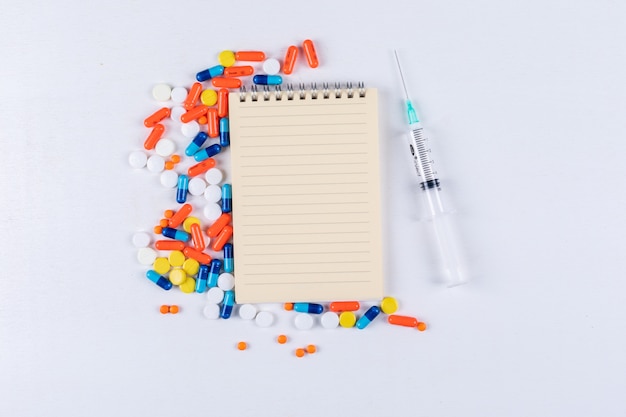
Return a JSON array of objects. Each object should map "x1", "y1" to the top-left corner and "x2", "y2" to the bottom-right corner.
[
  {"x1": 203, "y1": 304, "x2": 220, "y2": 319},
  {"x1": 255, "y1": 311, "x2": 275, "y2": 327},
  {"x1": 320, "y1": 312, "x2": 339, "y2": 329},
  {"x1": 217, "y1": 273, "x2": 235, "y2": 291},
  {"x1": 170, "y1": 87, "x2": 188, "y2": 104},
  {"x1": 146, "y1": 155, "x2": 165, "y2": 173},
  {"x1": 204, "y1": 184, "x2": 222, "y2": 202},
  {"x1": 263, "y1": 58, "x2": 281, "y2": 75},
  {"x1": 238, "y1": 304, "x2": 257, "y2": 320},
  {"x1": 181, "y1": 121, "x2": 200, "y2": 138},
  {"x1": 170, "y1": 106, "x2": 185, "y2": 122},
  {"x1": 155, "y1": 138, "x2": 176, "y2": 157},
  {"x1": 137, "y1": 247, "x2": 157, "y2": 265},
  {"x1": 132, "y1": 232, "x2": 151, "y2": 248},
  {"x1": 188, "y1": 177, "x2": 206, "y2": 196},
  {"x1": 203, "y1": 203, "x2": 222, "y2": 221},
  {"x1": 204, "y1": 168, "x2": 223, "y2": 185},
  {"x1": 294, "y1": 313, "x2": 314, "y2": 330},
  {"x1": 160, "y1": 170, "x2": 178, "y2": 188},
  {"x1": 152, "y1": 83, "x2": 171, "y2": 101},
  {"x1": 128, "y1": 151, "x2": 147, "y2": 169},
  {"x1": 206, "y1": 287, "x2": 225, "y2": 304}
]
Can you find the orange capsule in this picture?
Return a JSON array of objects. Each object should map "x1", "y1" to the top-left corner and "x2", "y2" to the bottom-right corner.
[
  {"x1": 295, "y1": 348, "x2": 305, "y2": 358},
  {"x1": 188, "y1": 158, "x2": 216, "y2": 177},
  {"x1": 153, "y1": 225, "x2": 163, "y2": 234},
  {"x1": 387, "y1": 315, "x2": 419, "y2": 328},
  {"x1": 143, "y1": 123, "x2": 165, "y2": 150},
  {"x1": 329, "y1": 301, "x2": 360, "y2": 312},
  {"x1": 170, "y1": 155, "x2": 181, "y2": 164},
  {"x1": 211, "y1": 225, "x2": 233, "y2": 251},
  {"x1": 144, "y1": 107, "x2": 171, "y2": 128},
  {"x1": 283, "y1": 45, "x2": 298, "y2": 75},
  {"x1": 217, "y1": 88, "x2": 229, "y2": 118},
  {"x1": 302, "y1": 39, "x2": 319, "y2": 68},
  {"x1": 159, "y1": 219, "x2": 169, "y2": 228},
  {"x1": 164, "y1": 210, "x2": 174, "y2": 219},
  {"x1": 235, "y1": 51, "x2": 265, "y2": 61},
  {"x1": 211, "y1": 77, "x2": 242, "y2": 89},
  {"x1": 180, "y1": 105, "x2": 208, "y2": 123},
  {"x1": 168, "y1": 203, "x2": 193, "y2": 228},
  {"x1": 306, "y1": 344, "x2": 317, "y2": 354},
  {"x1": 169, "y1": 305, "x2": 180, "y2": 314},
  {"x1": 184, "y1": 82, "x2": 203, "y2": 110},
  {"x1": 164, "y1": 161, "x2": 175, "y2": 170},
  {"x1": 224, "y1": 65, "x2": 254, "y2": 77},
  {"x1": 159, "y1": 305, "x2": 169, "y2": 314},
  {"x1": 206, "y1": 213, "x2": 232, "y2": 238},
  {"x1": 207, "y1": 108, "x2": 219, "y2": 138},
  {"x1": 277, "y1": 334, "x2": 288, "y2": 344},
  {"x1": 183, "y1": 246, "x2": 211, "y2": 264},
  {"x1": 284, "y1": 303, "x2": 294, "y2": 311},
  {"x1": 190, "y1": 223, "x2": 205, "y2": 250},
  {"x1": 198, "y1": 116, "x2": 208, "y2": 125},
  {"x1": 155, "y1": 240, "x2": 185, "y2": 251}
]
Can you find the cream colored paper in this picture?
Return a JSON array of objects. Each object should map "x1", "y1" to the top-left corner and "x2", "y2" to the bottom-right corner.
[{"x1": 228, "y1": 88, "x2": 383, "y2": 303}]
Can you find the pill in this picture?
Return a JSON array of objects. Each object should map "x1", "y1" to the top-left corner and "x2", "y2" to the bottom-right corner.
[
  {"x1": 387, "y1": 314, "x2": 418, "y2": 328},
  {"x1": 204, "y1": 184, "x2": 222, "y2": 203},
  {"x1": 129, "y1": 151, "x2": 147, "y2": 169},
  {"x1": 329, "y1": 301, "x2": 360, "y2": 312},
  {"x1": 217, "y1": 273, "x2": 235, "y2": 291},
  {"x1": 169, "y1": 268, "x2": 187, "y2": 286},
  {"x1": 211, "y1": 225, "x2": 232, "y2": 251},
  {"x1": 181, "y1": 121, "x2": 200, "y2": 138},
  {"x1": 320, "y1": 312, "x2": 339, "y2": 329},
  {"x1": 184, "y1": 132, "x2": 208, "y2": 157},
  {"x1": 194, "y1": 144, "x2": 221, "y2": 162},
  {"x1": 132, "y1": 232, "x2": 151, "y2": 248},
  {"x1": 182, "y1": 216, "x2": 201, "y2": 233},
  {"x1": 144, "y1": 107, "x2": 170, "y2": 128},
  {"x1": 255, "y1": 311, "x2": 274, "y2": 327},
  {"x1": 183, "y1": 246, "x2": 211, "y2": 264},
  {"x1": 164, "y1": 210, "x2": 174, "y2": 218},
  {"x1": 262, "y1": 58, "x2": 280, "y2": 75},
  {"x1": 219, "y1": 118, "x2": 230, "y2": 147},
  {"x1": 152, "y1": 84, "x2": 171, "y2": 101},
  {"x1": 207, "y1": 108, "x2": 219, "y2": 138},
  {"x1": 221, "y1": 184, "x2": 232, "y2": 213},
  {"x1": 295, "y1": 348, "x2": 305, "y2": 358},
  {"x1": 223, "y1": 65, "x2": 254, "y2": 77},
  {"x1": 207, "y1": 259, "x2": 222, "y2": 287},
  {"x1": 153, "y1": 257, "x2": 171, "y2": 275},
  {"x1": 217, "y1": 89, "x2": 228, "y2": 118},
  {"x1": 165, "y1": 160, "x2": 175, "y2": 170},
  {"x1": 218, "y1": 50, "x2": 236, "y2": 67},
  {"x1": 356, "y1": 306, "x2": 380, "y2": 329},
  {"x1": 145, "y1": 270, "x2": 172, "y2": 290},
  {"x1": 168, "y1": 203, "x2": 193, "y2": 228},
  {"x1": 223, "y1": 243, "x2": 234, "y2": 273},
  {"x1": 170, "y1": 106, "x2": 185, "y2": 121},
  {"x1": 170, "y1": 87, "x2": 188, "y2": 104},
  {"x1": 220, "y1": 290, "x2": 235, "y2": 319},
  {"x1": 154, "y1": 226, "x2": 162, "y2": 234},
  {"x1": 179, "y1": 277, "x2": 196, "y2": 293},
  {"x1": 211, "y1": 77, "x2": 241, "y2": 89},
  {"x1": 162, "y1": 227, "x2": 190, "y2": 242},
  {"x1": 181, "y1": 105, "x2": 208, "y2": 123},
  {"x1": 188, "y1": 159, "x2": 217, "y2": 178},
  {"x1": 206, "y1": 213, "x2": 231, "y2": 238},
  {"x1": 237, "y1": 341, "x2": 247, "y2": 351},
  {"x1": 171, "y1": 154, "x2": 181, "y2": 163},
  {"x1": 283, "y1": 46, "x2": 298, "y2": 75},
  {"x1": 206, "y1": 286, "x2": 224, "y2": 304},
  {"x1": 159, "y1": 305, "x2": 169, "y2": 314},
  {"x1": 159, "y1": 219, "x2": 169, "y2": 228},
  {"x1": 294, "y1": 313, "x2": 314, "y2": 330},
  {"x1": 196, "y1": 264, "x2": 209, "y2": 292},
  {"x1": 277, "y1": 334, "x2": 288, "y2": 344},
  {"x1": 188, "y1": 177, "x2": 207, "y2": 196},
  {"x1": 253, "y1": 75, "x2": 282, "y2": 85},
  {"x1": 235, "y1": 51, "x2": 265, "y2": 61},
  {"x1": 144, "y1": 123, "x2": 165, "y2": 150},
  {"x1": 155, "y1": 138, "x2": 176, "y2": 157},
  {"x1": 284, "y1": 303, "x2": 294, "y2": 311},
  {"x1": 203, "y1": 203, "x2": 222, "y2": 221},
  {"x1": 155, "y1": 240, "x2": 185, "y2": 251},
  {"x1": 294, "y1": 303, "x2": 323, "y2": 314},
  {"x1": 302, "y1": 39, "x2": 319, "y2": 68},
  {"x1": 204, "y1": 168, "x2": 223, "y2": 185},
  {"x1": 169, "y1": 305, "x2": 179, "y2": 314},
  {"x1": 137, "y1": 247, "x2": 158, "y2": 265},
  {"x1": 184, "y1": 82, "x2": 203, "y2": 110},
  {"x1": 146, "y1": 155, "x2": 165, "y2": 173},
  {"x1": 182, "y1": 258, "x2": 199, "y2": 275},
  {"x1": 203, "y1": 304, "x2": 220, "y2": 319},
  {"x1": 380, "y1": 296, "x2": 398, "y2": 314},
  {"x1": 190, "y1": 223, "x2": 205, "y2": 250},
  {"x1": 176, "y1": 175, "x2": 189, "y2": 204},
  {"x1": 417, "y1": 322, "x2": 427, "y2": 331},
  {"x1": 306, "y1": 344, "x2": 317, "y2": 354},
  {"x1": 197, "y1": 115, "x2": 207, "y2": 125},
  {"x1": 160, "y1": 171, "x2": 178, "y2": 188},
  {"x1": 196, "y1": 65, "x2": 225, "y2": 82},
  {"x1": 238, "y1": 304, "x2": 257, "y2": 320},
  {"x1": 168, "y1": 250, "x2": 185, "y2": 267},
  {"x1": 339, "y1": 311, "x2": 356, "y2": 328},
  {"x1": 200, "y1": 89, "x2": 218, "y2": 106}
]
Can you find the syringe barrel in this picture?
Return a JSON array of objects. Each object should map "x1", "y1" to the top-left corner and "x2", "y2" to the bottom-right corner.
[
  {"x1": 429, "y1": 206, "x2": 468, "y2": 287},
  {"x1": 408, "y1": 123, "x2": 438, "y2": 187}
]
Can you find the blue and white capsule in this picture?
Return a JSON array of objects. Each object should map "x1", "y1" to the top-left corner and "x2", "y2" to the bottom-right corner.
[
  {"x1": 185, "y1": 132, "x2": 208, "y2": 157},
  {"x1": 146, "y1": 270, "x2": 172, "y2": 291},
  {"x1": 223, "y1": 243, "x2": 234, "y2": 273},
  {"x1": 195, "y1": 264, "x2": 209, "y2": 293},
  {"x1": 294, "y1": 303, "x2": 324, "y2": 314},
  {"x1": 219, "y1": 117, "x2": 230, "y2": 147},
  {"x1": 220, "y1": 290, "x2": 235, "y2": 319},
  {"x1": 176, "y1": 174, "x2": 189, "y2": 203},
  {"x1": 356, "y1": 306, "x2": 381, "y2": 329},
  {"x1": 208, "y1": 259, "x2": 222, "y2": 288},
  {"x1": 196, "y1": 65, "x2": 224, "y2": 82},
  {"x1": 221, "y1": 184, "x2": 232, "y2": 213},
  {"x1": 253, "y1": 75, "x2": 282, "y2": 85},
  {"x1": 193, "y1": 144, "x2": 222, "y2": 162},
  {"x1": 161, "y1": 227, "x2": 190, "y2": 242}
]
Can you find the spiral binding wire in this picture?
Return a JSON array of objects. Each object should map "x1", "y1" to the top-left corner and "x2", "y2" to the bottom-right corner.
[{"x1": 238, "y1": 82, "x2": 366, "y2": 102}]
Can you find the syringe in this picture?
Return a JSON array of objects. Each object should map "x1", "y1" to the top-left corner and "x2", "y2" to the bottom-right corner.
[{"x1": 394, "y1": 50, "x2": 467, "y2": 287}]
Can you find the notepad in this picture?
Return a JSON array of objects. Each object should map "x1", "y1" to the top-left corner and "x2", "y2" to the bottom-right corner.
[{"x1": 228, "y1": 85, "x2": 383, "y2": 303}]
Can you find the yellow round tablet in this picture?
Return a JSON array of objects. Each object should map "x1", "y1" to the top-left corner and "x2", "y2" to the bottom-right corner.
[
  {"x1": 179, "y1": 277, "x2": 196, "y2": 293},
  {"x1": 380, "y1": 296, "x2": 398, "y2": 314},
  {"x1": 339, "y1": 311, "x2": 356, "y2": 328},
  {"x1": 169, "y1": 268, "x2": 187, "y2": 286},
  {"x1": 218, "y1": 50, "x2": 236, "y2": 67},
  {"x1": 182, "y1": 258, "x2": 200, "y2": 276},
  {"x1": 183, "y1": 216, "x2": 201, "y2": 233},
  {"x1": 168, "y1": 250, "x2": 185, "y2": 267},
  {"x1": 152, "y1": 257, "x2": 171, "y2": 275},
  {"x1": 200, "y1": 89, "x2": 218, "y2": 106}
]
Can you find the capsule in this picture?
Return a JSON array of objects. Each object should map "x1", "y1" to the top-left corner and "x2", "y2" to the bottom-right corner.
[
  {"x1": 184, "y1": 82, "x2": 203, "y2": 110},
  {"x1": 185, "y1": 132, "x2": 208, "y2": 157},
  {"x1": 162, "y1": 227, "x2": 190, "y2": 242},
  {"x1": 193, "y1": 144, "x2": 221, "y2": 162},
  {"x1": 223, "y1": 65, "x2": 254, "y2": 77},
  {"x1": 168, "y1": 203, "x2": 192, "y2": 228},
  {"x1": 143, "y1": 123, "x2": 165, "y2": 150},
  {"x1": 154, "y1": 240, "x2": 185, "y2": 251},
  {"x1": 235, "y1": 51, "x2": 266, "y2": 61},
  {"x1": 206, "y1": 213, "x2": 231, "y2": 238},
  {"x1": 196, "y1": 264, "x2": 209, "y2": 293},
  {"x1": 217, "y1": 89, "x2": 228, "y2": 118},
  {"x1": 302, "y1": 39, "x2": 319, "y2": 68},
  {"x1": 220, "y1": 290, "x2": 235, "y2": 319},
  {"x1": 221, "y1": 184, "x2": 232, "y2": 213},
  {"x1": 253, "y1": 75, "x2": 282, "y2": 85},
  {"x1": 146, "y1": 270, "x2": 172, "y2": 291},
  {"x1": 176, "y1": 174, "x2": 189, "y2": 203},
  {"x1": 293, "y1": 303, "x2": 323, "y2": 314},
  {"x1": 207, "y1": 108, "x2": 219, "y2": 138},
  {"x1": 190, "y1": 222, "x2": 205, "y2": 250},
  {"x1": 208, "y1": 259, "x2": 222, "y2": 288},
  {"x1": 211, "y1": 77, "x2": 241, "y2": 89},
  {"x1": 183, "y1": 246, "x2": 211, "y2": 264},
  {"x1": 283, "y1": 45, "x2": 298, "y2": 75},
  {"x1": 144, "y1": 107, "x2": 171, "y2": 128},
  {"x1": 356, "y1": 306, "x2": 380, "y2": 329},
  {"x1": 219, "y1": 117, "x2": 230, "y2": 147},
  {"x1": 187, "y1": 158, "x2": 216, "y2": 177},
  {"x1": 211, "y1": 225, "x2": 233, "y2": 251},
  {"x1": 196, "y1": 65, "x2": 224, "y2": 82},
  {"x1": 387, "y1": 314, "x2": 422, "y2": 329},
  {"x1": 180, "y1": 105, "x2": 208, "y2": 123},
  {"x1": 329, "y1": 301, "x2": 360, "y2": 312},
  {"x1": 223, "y1": 243, "x2": 234, "y2": 273}
]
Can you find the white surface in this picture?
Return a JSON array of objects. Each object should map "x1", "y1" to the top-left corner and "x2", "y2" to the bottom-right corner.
[
  {"x1": 2, "y1": 1, "x2": 626, "y2": 417},
  {"x1": 131, "y1": 232, "x2": 151, "y2": 248}
]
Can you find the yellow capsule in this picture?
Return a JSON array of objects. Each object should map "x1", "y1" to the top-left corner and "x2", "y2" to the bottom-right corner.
[
  {"x1": 153, "y1": 257, "x2": 171, "y2": 275},
  {"x1": 169, "y1": 268, "x2": 187, "y2": 286},
  {"x1": 339, "y1": 311, "x2": 356, "y2": 328},
  {"x1": 201, "y1": 89, "x2": 218, "y2": 106},
  {"x1": 179, "y1": 277, "x2": 196, "y2": 293},
  {"x1": 168, "y1": 250, "x2": 185, "y2": 267},
  {"x1": 218, "y1": 50, "x2": 236, "y2": 67},
  {"x1": 183, "y1": 216, "x2": 201, "y2": 233},
  {"x1": 380, "y1": 296, "x2": 398, "y2": 314},
  {"x1": 182, "y1": 258, "x2": 200, "y2": 276}
]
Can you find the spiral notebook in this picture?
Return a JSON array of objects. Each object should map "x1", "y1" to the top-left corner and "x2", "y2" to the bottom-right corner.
[{"x1": 229, "y1": 83, "x2": 383, "y2": 303}]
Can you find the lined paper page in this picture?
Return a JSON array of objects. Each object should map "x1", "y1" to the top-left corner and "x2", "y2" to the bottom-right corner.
[{"x1": 228, "y1": 88, "x2": 382, "y2": 303}]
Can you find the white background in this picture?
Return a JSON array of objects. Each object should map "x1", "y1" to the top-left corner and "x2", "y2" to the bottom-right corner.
[{"x1": 1, "y1": 1, "x2": 625, "y2": 416}]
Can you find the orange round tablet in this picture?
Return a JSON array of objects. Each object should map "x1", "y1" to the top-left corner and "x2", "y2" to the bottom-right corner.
[
  {"x1": 295, "y1": 348, "x2": 305, "y2": 358},
  {"x1": 306, "y1": 344, "x2": 316, "y2": 354},
  {"x1": 277, "y1": 334, "x2": 288, "y2": 344},
  {"x1": 237, "y1": 342, "x2": 248, "y2": 351},
  {"x1": 169, "y1": 305, "x2": 179, "y2": 314},
  {"x1": 159, "y1": 305, "x2": 169, "y2": 314},
  {"x1": 284, "y1": 303, "x2": 294, "y2": 311}
]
